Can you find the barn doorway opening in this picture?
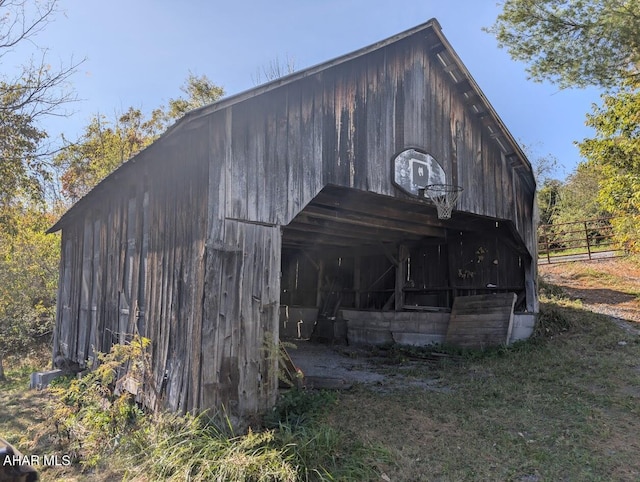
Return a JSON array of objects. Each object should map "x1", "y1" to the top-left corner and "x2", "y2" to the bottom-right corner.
[{"x1": 279, "y1": 185, "x2": 533, "y2": 350}]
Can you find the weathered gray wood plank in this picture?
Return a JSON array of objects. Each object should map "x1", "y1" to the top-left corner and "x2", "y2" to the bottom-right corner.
[{"x1": 446, "y1": 293, "x2": 516, "y2": 348}]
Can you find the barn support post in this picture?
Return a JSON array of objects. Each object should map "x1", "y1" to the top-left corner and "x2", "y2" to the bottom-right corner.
[
  {"x1": 354, "y1": 255, "x2": 362, "y2": 309},
  {"x1": 524, "y1": 256, "x2": 538, "y2": 313},
  {"x1": 316, "y1": 260, "x2": 324, "y2": 309},
  {"x1": 394, "y1": 245, "x2": 408, "y2": 311}
]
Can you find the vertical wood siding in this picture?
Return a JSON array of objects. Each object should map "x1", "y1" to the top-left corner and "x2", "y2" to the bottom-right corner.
[
  {"x1": 212, "y1": 35, "x2": 535, "y2": 257},
  {"x1": 201, "y1": 221, "x2": 281, "y2": 415},
  {"x1": 54, "y1": 128, "x2": 211, "y2": 413},
  {"x1": 53, "y1": 24, "x2": 537, "y2": 419}
]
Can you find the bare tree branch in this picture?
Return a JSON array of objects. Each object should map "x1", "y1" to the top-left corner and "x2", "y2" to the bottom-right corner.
[
  {"x1": 0, "y1": 0, "x2": 82, "y2": 204},
  {"x1": 252, "y1": 54, "x2": 296, "y2": 86},
  {"x1": 0, "y1": 0, "x2": 56, "y2": 51}
]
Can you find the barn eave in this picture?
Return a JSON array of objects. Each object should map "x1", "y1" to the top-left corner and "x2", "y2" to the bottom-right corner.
[{"x1": 47, "y1": 17, "x2": 535, "y2": 233}]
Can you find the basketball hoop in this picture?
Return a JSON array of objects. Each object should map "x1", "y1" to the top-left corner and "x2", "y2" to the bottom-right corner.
[{"x1": 421, "y1": 184, "x2": 463, "y2": 220}]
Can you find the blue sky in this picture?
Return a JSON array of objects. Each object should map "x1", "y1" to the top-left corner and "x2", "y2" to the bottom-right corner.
[{"x1": 19, "y1": 0, "x2": 602, "y2": 180}]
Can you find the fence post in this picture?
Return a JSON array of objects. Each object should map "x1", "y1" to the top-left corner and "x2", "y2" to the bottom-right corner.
[
  {"x1": 585, "y1": 221, "x2": 592, "y2": 260},
  {"x1": 544, "y1": 225, "x2": 551, "y2": 264}
]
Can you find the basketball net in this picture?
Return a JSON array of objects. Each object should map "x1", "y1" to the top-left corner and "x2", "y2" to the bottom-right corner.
[{"x1": 423, "y1": 184, "x2": 463, "y2": 220}]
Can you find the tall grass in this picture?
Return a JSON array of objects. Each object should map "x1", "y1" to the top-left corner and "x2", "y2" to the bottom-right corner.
[
  {"x1": 124, "y1": 413, "x2": 298, "y2": 481},
  {"x1": 44, "y1": 351, "x2": 386, "y2": 482},
  {"x1": 122, "y1": 390, "x2": 387, "y2": 482}
]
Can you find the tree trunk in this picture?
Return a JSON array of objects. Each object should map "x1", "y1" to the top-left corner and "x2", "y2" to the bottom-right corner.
[{"x1": 0, "y1": 354, "x2": 6, "y2": 381}]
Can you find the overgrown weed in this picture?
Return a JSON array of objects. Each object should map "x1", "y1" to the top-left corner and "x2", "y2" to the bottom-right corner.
[
  {"x1": 41, "y1": 339, "x2": 385, "y2": 481},
  {"x1": 534, "y1": 303, "x2": 574, "y2": 338},
  {"x1": 125, "y1": 412, "x2": 298, "y2": 482},
  {"x1": 46, "y1": 336, "x2": 150, "y2": 468},
  {"x1": 123, "y1": 389, "x2": 386, "y2": 481},
  {"x1": 265, "y1": 389, "x2": 336, "y2": 428},
  {"x1": 538, "y1": 278, "x2": 568, "y2": 299}
]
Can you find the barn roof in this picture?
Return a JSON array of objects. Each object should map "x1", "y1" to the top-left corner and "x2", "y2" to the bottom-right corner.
[{"x1": 48, "y1": 18, "x2": 534, "y2": 234}]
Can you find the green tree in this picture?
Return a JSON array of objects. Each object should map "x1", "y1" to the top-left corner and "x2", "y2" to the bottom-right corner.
[
  {"x1": 0, "y1": 0, "x2": 77, "y2": 378},
  {"x1": 167, "y1": 72, "x2": 224, "y2": 119},
  {"x1": 536, "y1": 160, "x2": 611, "y2": 252},
  {"x1": 487, "y1": 0, "x2": 640, "y2": 89},
  {"x1": 56, "y1": 74, "x2": 224, "y2": 201},
  {"x1": 489, "y1": 0, "x2": 640, "y2": 249},
  {"x1": 538, "y1": 178, "x2": 563, "y2": 225},
  {"x1": 522, "y1": 145, "x2": 563, "y2": 225},
  {"x1": 0, "y1": 203, "x2": 60, "y2": 380},
  {"x1": 579, "y1": 85, "x2": 640, "y2": 248},
  {"x1": 57, "y1": 107, "x2": 165, "y2": 201},
  {"x1": 554, "y1": 162, "x2": 609, "y2": 222}
]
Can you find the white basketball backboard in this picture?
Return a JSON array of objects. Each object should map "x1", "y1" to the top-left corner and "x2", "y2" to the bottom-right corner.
[{"x1": 392, "y1": 148, "x2": 446, "y2": 197}]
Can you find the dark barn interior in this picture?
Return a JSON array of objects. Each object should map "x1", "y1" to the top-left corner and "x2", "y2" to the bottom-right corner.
[{"x1": 279, "y1": 185, "x2": 533, "y2": 347}]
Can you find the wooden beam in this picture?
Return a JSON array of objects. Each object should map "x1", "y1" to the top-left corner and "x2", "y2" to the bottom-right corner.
[
  {"x1": 316, "y1": 260, "x2": 324, "y2": 308},
  {"x1": 282, "y1": 225, "x2": 418, "y2": 247},
  {"x1": 301, "y1": 244, "x2": 411, "y2": 259},
  {"x1": 282, "y1": 232, "x2": 370, "y2": 248},
  {"x1": 312, "y1": 189, "x2": 448, "y2": 228},
  {"x1": 364, "y1": 264, "x2": 395, "y2": 292},
  {"x1": 378, "y1": 241, "x2": 399, "y2": 266},
  {"x1": 302, "y1": 250, "x2": 319, "y2": 271},
  {"x1": 284, "y1": 215, "x2": 414, "y2": 242},
  {"x1": 311, "y1": 187, "x2": 492, "y2": 234},
  {"x1": 302, "y1": 205, "x2": 446, "y2": 238},
  {"x1": 354, "y1": 255, "x2": 361, "y2": 309}
]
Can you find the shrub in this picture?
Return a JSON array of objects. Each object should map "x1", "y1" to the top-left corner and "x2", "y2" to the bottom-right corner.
[
  {"x1": 47, "y1": 336, "x2": 150, "y2": 467},
  {"x1": 534, "y1": 303, "x2": 574, "y2": 338}
]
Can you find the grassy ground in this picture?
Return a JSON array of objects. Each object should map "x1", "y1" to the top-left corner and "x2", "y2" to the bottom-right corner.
[
  {"x1": 324, "y1": 308, "x2": 640, "y2": 481},
  {"x1": 321, "y1": 259, "x2": 640, "y2": 481},
  {"x1": 0, "y1": 359, "x2": 50, "y2": 445},
  {"x1": 2, "y1": 258, "x2": 640, "y2": 481}
]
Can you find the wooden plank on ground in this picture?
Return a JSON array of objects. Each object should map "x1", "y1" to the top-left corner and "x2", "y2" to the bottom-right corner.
[
  {"x1": 279, "y1": 345, "x2": 303, "y2": 389},
  {"x1": 446, "y1": 293, "x2": 516, "y2": 348}
]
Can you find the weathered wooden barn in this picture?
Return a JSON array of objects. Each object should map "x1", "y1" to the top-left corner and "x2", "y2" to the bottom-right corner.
[{"x1": 48, "y1": 19, "x2": 538, "y2": 419}]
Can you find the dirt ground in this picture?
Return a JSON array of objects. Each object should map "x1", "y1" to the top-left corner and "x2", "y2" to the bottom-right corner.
[
  {"x1": 288, "y1": 340, "x2": 451, "y2": 393},
  {"x1": 539, "y1": 257, "x2": 640, "y2": 333}
]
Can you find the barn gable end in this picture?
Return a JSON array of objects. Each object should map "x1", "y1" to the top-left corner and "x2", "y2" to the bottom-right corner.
[{"x1": 49, "y1": 19, "x2": 538, "y2": 420}]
